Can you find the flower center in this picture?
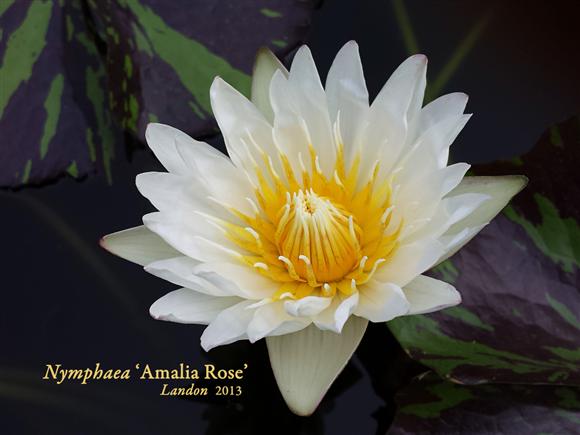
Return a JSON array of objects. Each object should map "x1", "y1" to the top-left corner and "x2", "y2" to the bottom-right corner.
[
  {"x1": 220, "y1": 140, "x2": 402, "y2": 301},
  {"x1": 275, "y1": 189, "x2": 361, "y2": 284}
]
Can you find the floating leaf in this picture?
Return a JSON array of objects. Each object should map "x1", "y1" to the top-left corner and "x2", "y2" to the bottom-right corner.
[
  {"x1": 0, "y1": 0, "x2": 117, "y2": 186},
  {"x1": 388, "y1": 374, "x2": 580, "y2": 434},
  {"x1": 389, "y1": 117, "x2": 580, "y2": 385},
  {"x1": 1, "y1": 0, "x2": 314, "y2": 187}
]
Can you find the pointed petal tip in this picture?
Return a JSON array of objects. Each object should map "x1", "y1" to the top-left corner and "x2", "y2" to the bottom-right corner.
[
  {"x1": 267, "y1": 317, "x2": 368, "y2": 416},
  {"x1": 456, "y1": 92, "x2": 470, "y2": 108},
  {"x1": 288, "y1": 402, "x2": 318, "y2": 417},
  {"x1": 148, "y1": 301, "x2": 162, "y2": 321},
  {"x1": 513, "y1": 174, "x2": 529, "y2": 191},
  {"x1": 334, "y1": 40, "x2": 362, "y2": 61},
  {"x1": 291, "y1": 45, "x2": 316, "y2": 68},
  {"x1": 209, "y1": 76, "x2": 227, "y2": 96},
  {"x1": 477, "y1": 174, "x2": 528, "y2": 196},
  {"x1": 149, "y1": 293, "x2": 174, "y2": 322},
  {"x1": 145, "y1": 122, "x2": 169, "y2": 137},
  {"x1": 342, "y1": 40, "x2": 359, "y2": 50},
  {"x1": 296, "y1": 44, "x2": 312, "y2": 55},
  {"x1": 254, "y1": 46, "x2": 287, "y2": 70},
  {"x1": 404, "y1": 276, "x2": 462, "y2": 315},
  {"x1": 199, "y1": 332, "x2": 216, "y2": 353},
  {"x1": 411, "y1": 53, "x2": 428, "y2": 64},
  {"x1": 200, "y1": 339, "x2": 211, "y2": 352},
  {"x1": 502, "y1": 174, "x2": 528, "y2": 200},
  {"x1": 256, "y1": 46, "x2": 275, "y2": 56},
  {"x1": 99, "y1": 233, "x2": 120, "y2": 256},
  {"x1": 436, "y1": 175, "x2": 529, "y2": 264}
]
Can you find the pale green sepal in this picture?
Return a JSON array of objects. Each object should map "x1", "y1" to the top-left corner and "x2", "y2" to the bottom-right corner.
[
  {"x1": 266, "y1": 316, "x2": 368, "y2": 416},
  {"x1": 251, "y1": 48, "x2": 288, "y2": 122},
  {"x1": 437, "y1": 175, "x2": 528, "y2": 263}
]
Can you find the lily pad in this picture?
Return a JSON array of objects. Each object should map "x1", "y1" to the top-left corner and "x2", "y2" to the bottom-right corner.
[
  {"x1": 389, "y1": 116, "x2": 580, "y2": 385},
  {"x1": 0, "y1": 0, "x2": 117, "y2": 186},
  {"x1": 0, "y1": 0, "x2": 314, "y2": 187},
  {"x1": 388, "y1": 373, "x2": 580, "y2": 434}
]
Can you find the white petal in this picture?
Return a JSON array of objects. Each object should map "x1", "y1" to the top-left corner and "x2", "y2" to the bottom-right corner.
[
  {"x1": 404, "y1": 275, "x2": 461, "y2": 315},
  {"x1": 100, "y1": 225, "x2": 180, "y2": 266},
  {"x1": 289, "y1": 46, "x2": 324, "y2": 91},
  {"x1": 266, "y1": 315, "x2": 368, "y2": 416},
  {"x1": 192, "y1": 262, "x2": 276, "y2": 300},
  {"x1": 325, "y1": 41, "x2": 369, "y2": 164},
  {"x1": 172, "y1": 137, "x2": 254, "y2": 215},
  {"x1": 269, "y1": 70, "x2": 312, "y2": 177},
  {"x1": 210, "y1": 77, "x2": 276, "y2": 175},
  {"x1": 251, "y1": 48, "x2": 288, "y2": 122},
  {"x1": 172, "y1": 130, "x2": 233, "y2": 173},
  {"x1": 313, "y1": 292, "x2": 359, "y2": 333},
  {"x1": 403, "y1": 192, "x2": 490, "y2": 242},
  {"x1": 326, "y1": 41, "x2": 368, "y2": 119},
  {"x1": 436, "y1": 175, "x2": 527, "y2": 263},
  {"x1": 149, "y1": 260, "x2": 276, "y2": 300},
  {"x1": 372, "y1": 54, "x2": 427, "y2": 126},
  {"x1": 288, "y1": 46, "x2": 335, "y2": 175},
  {"x1": 436, "y1": 162, "x2": 472, "y2": 197},
  {"x1": 374, "y1": 238, "x2": 445, "y2": 287},
  {"x1": 408, "y1": 92, "x2": 468, "y2": 144},
  {"x1": 333, "y1": 292, "x2": 360, "y2": 332},
  {"x1": 143, "y1": 212, "x2": 241, "y2": 263},
  {"x1": 438, "y1": 224, "x2": 486, "y2": 260},
  {"x1": 145, "y1": 123, "x2": 192, "y2": 175},
  {"x1": 136, "y1": 172, "x2": 220, "y2": 216},
  {"x1": 144, "y1": 123, "x2": 254, "y2": 214},
  {"x1": 446, "y1": 175, "x2": 528, "y2": 232},
  {"x1": 403, "y1": 161, "x2": 470, "y2": 202},
  {"x1": 354, "y1": 281, "x2": 410, "y2": 322},
  {"x1": 363, "y1": 55, "x2": 427, "y2": 177},
  {"x1": 200, "y1": 300, "x2": 256, "y2": 351},
  {"x1": 247, "y1": 301, "x2": 310, "y2": 343},
  {"x1": 150, "y1": 288, "x2": 241, "y2": 324},
  {"x1": 139, "y1": 170, "x2": 252, "y2": 218},
  {"x1": 145, "y1": 257, "x2": 233, "y2": 297},
  {"x1": 396, "y1": 114, "x2": 471, "y2": 185},
  {"x1": 441, "y1": 193, "x2": 491, "y2": 229},
  {"x1": 395, "y1": 163, "x2": 471, "y2": 231},
  {"x1": 284, "y1": 296, "x2": 332, "y2": 317}
]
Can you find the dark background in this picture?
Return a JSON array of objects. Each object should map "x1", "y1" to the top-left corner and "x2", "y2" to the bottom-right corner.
[{"x1": 3, "y1": 1, "x2": 580, "y2": 434}]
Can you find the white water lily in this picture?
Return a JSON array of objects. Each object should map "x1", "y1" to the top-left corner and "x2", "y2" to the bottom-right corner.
[{"x1": 102, "y1": 42, "x2": 525, "y2": 415}]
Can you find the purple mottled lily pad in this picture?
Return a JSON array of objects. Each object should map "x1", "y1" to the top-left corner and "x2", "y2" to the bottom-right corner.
[
  {"x1": 389, "y1": 117, "x2": 580, "y2": 385},
  {"x1": 1, "y1": 0, "x2": 116, "y2": 186},
  {"x1": 0, "y1": 0, "x2": 314, "y2": 188},
  {"x1": 388, "y1": 374, "x2": 580, "y2": 434}
]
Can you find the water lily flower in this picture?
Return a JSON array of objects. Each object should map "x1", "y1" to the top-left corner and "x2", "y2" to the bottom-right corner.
[{"x1": 102, "y1": 42, "x2": 525, "y2": 416}]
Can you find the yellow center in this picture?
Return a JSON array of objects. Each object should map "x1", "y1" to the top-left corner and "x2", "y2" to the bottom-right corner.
[
  {"x1": 220, "y1": 142, "x2": 402, "y2": 301},
  {"x1": 276, "y1": 189, "x2": 361, "y2": 283}
]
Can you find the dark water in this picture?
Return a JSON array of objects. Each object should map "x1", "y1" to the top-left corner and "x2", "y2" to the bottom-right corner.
[{"x1": 4, "y1": 1, "x2": 580, "y2": 434}]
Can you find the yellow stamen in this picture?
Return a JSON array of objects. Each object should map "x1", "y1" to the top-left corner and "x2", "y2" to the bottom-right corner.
[{"x1": 217, "y1": 133, "x2": 402, "y2": 303}]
